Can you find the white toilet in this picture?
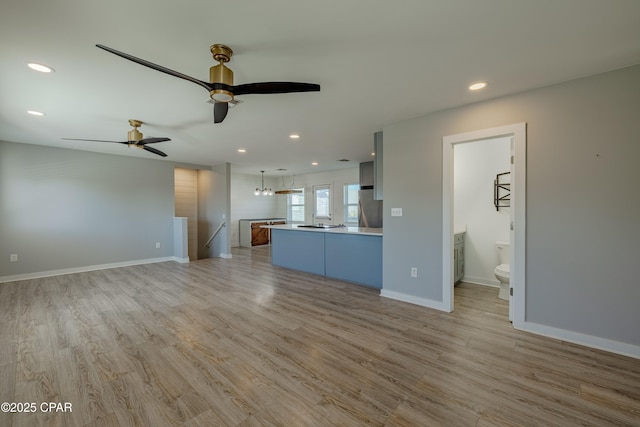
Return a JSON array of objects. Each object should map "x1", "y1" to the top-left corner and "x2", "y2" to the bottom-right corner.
[{"x1": 494, "y1": 241, "x2": 510, "y2": 301}]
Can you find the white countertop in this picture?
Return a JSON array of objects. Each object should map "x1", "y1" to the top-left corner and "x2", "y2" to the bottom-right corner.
[{"x1": 262, "y1": 224, "x2": 382, "y2": 236}]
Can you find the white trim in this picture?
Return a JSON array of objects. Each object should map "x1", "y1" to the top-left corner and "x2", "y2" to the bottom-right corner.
[
  {"x1": 442, "y1": 123, "x2": 527, "y2": 326},
  {"x1": 461, "y1": 277, "x2": 500, "y2": 288},
  {"x1": 219, "y1": 253, "x2": 233, "y2": 259},
  {"x1": 381, "y1": 290, "x2": 450, "y2": 312},
  {"x1": 0, "y1": 257, "x2": 176, "y2": 283},
  {"x1": 520, "y1": 321, "x2": 640, "y2": 360},
  {"x1": 173, "y1": 256, "x2": 190, "y2": 264}
]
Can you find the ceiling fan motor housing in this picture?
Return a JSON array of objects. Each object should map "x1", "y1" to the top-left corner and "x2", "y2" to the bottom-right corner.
[
  {"x1": 127, "y1": 119, "x2": 144, "y2": 142},
  {"x1": 209, "y1": 44, "x2": 234, "y2": 102}
]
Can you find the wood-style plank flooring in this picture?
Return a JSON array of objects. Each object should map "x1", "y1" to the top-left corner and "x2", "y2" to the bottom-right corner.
[{"x1": 1, "y1": 246, "x2": 639, "y2": 426}]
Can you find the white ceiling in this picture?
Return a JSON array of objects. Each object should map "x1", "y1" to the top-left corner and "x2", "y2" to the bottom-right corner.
[{"x1": 2, "y1": 0, "x2": 639, "y2": 176}]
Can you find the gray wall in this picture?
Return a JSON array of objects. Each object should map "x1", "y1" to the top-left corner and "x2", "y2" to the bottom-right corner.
[
  {"x1": 0, "y1": 141, "x2": 209, "y2": 278},
  {"x1": 383, "y1": 65, "x2": 640, "y2": 347},
  {"x1": 197, "y1": 163, "x2": 231, "y2": 259}
]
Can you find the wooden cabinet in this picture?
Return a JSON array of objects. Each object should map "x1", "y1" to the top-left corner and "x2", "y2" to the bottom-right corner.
[
  {"x1": 239, "y1": 219, "x2": 286, "y2": 247},
  {"x1": 454, "y1": 232, "x2": 465, "y2": 284},
  {"x1": 251, "y1": 222, "x2": 269, "y2": 246}
]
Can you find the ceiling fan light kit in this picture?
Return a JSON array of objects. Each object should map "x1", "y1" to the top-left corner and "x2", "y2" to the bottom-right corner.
[{"x1": 209, "y1": 44, "x2": 235, "y2": 102}]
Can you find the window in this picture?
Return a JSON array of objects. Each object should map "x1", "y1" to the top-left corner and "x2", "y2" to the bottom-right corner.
[
  {"x1": 344, "y1": 183, "x2": 359, "y2": 224},
  {"x1": 287, "y1": 190, "x2": 305, "y2": 223}
]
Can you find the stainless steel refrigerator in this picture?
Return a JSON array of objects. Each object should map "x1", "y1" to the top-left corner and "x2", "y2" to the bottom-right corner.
[{"x1": 358, "y1": 189, "x2": 383, "y2": 228}]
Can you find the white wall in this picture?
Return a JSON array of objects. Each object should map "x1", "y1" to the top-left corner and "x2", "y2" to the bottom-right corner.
[
  {"x1": 454, "y1": 137, "x2": 510, "y2": 286},
  {"x1": 382, "y1": 64, "x2": 640, "y2": 355}
]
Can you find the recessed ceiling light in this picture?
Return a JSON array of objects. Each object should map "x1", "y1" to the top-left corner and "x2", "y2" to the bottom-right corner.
[
  {"x1": 237, "y1": 148, "x2": 246, "y2": 153},
  {"x1": 28, "y1": 63, "x2": 54, "y2": 73},
  {"x1": 468, "y1": 82, "x2": 488, "y2": 91},
  {"x1": 27, "y1": 110, "x2": 45, "y2": 116},
  {"x1": 311, "y1": 162, "x2": 318, "y2": 166},
  {"x1": 289, "y1": 134, "x2": 300, "y2": 139}
]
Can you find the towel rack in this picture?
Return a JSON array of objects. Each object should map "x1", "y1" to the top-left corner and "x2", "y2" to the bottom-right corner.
[{"x1": 494, "y1": 172, "x2": 511, "y2": 211}]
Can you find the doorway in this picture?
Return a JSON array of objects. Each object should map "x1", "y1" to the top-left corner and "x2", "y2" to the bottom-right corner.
[
  {"x1": 442, "y1": 123, "x2": 526, "y2": 328},
  {"x1": 313, "y1": 184, "x2": 332, "y2": 224}
]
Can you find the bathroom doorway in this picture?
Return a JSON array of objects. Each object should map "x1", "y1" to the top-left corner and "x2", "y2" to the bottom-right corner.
[{"x1": 442, "y1": 123, "x2": 526, "y2": 328}]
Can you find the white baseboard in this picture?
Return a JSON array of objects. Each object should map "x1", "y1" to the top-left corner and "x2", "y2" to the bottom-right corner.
[
  {"x1": 462, "y1": 276, "x2": 500, "y2": 287},
  {"x1": 219, "y1": 253, "x2": 233, "y2": 259},
  {"x1": 0, "y1": 256, "x2": 176, "y2": 283},
  {"x1": 520, "y1": 321, "x2": 640, "y2": 360},
  {"x1": 380, "y1": 289, "x2": 451, "y2": 312},
  {"x1": 173, "y1": 256, "x2": 190, "y2": 264}
]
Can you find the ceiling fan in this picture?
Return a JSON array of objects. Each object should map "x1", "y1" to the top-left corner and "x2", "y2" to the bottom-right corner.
[
  {"x1": 96, "y1": 43, "x2": 321, "y2": 123},
  {"x1": 62, "y1": 119, "x2": 170, "y2": 157}
]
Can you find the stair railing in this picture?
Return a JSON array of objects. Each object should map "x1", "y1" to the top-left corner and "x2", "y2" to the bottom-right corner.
[{"x1": 205, "y1": 221, "x2": 226, "y2": 248}]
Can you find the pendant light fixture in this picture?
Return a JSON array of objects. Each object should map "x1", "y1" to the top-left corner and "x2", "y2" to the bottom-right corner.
[
  {"x1": 275, "y1": 175, "x2": 303, "y2": 194},
  {"x1": 254, "y1": 171, "x2": 272, "y2": 196}
]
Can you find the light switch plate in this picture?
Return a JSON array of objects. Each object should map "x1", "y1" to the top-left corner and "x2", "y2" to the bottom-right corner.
[{"x1": 391, "y1": 208, "x2": 403, "y2": 217}]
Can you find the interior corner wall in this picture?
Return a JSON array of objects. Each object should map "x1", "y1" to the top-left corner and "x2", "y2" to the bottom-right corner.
[
  {"x1": 0, "y1": 141, "x2": 176, "y2": 279},
  {"x1": 382, "y1": 64, "x2": 640, "y2": 349}
]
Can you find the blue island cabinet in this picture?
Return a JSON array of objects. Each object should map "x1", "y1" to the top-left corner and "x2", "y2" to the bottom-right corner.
[
  {"x1": 271, "y1": 229, "x2": 326, "y2": 276},
  {"x1": 325, "y1": 233, "x2": 382, "y2": 289},
  {"x1": 270, "y1": 228, "x2": 382, "y2": 289}
]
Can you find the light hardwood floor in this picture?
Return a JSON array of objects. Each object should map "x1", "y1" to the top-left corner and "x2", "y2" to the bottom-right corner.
[{"x1": 1, "y1": 246, "x2": 639, "y2": 426}]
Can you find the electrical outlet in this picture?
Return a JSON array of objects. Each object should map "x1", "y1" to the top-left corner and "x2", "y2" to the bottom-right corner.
[
  {"x1": 10, "y1": 254, "x2": 18, "y2": 262},
  {"x1": 391, "y1": 208, "x2": 403, "y2": 217},
  {"x1": 155, "y1": 242, "x2": 161, "y2": 248},
  {"x1": 411, "y1": 267, "x2": 418, "y2": 278}
]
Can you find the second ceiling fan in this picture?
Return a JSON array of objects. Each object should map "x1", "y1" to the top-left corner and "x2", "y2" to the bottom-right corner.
[{"x1": 96, "y1": 43, "x2": 321, "y2": 124}]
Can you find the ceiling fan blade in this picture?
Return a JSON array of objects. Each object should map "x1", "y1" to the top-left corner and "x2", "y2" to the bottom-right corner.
[
  {"x1": 142, "y1": 145, "x2": 168, "y2": 157},
  {"x1": 62, "y1": 138, "x2": 128, "y2": 144},
  {"x1": 214, "y1": 101, "x2": 229, "y2": 123},
  {"x1": 138, "y1": 137, "x2": 171, "y2": 145},
  {"x1": 232, "y1": 82, "x2": 320, "y2": 96},
  {"x1": 96, "y1": 44, "x2": 214, "y2": 93}
]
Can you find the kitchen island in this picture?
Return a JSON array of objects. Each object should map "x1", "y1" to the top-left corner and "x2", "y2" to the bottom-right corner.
[{"x1": 262, "y1": 224, "x2": 383, "y2": 289}]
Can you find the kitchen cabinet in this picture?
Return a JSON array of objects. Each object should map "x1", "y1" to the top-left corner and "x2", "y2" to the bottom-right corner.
[
  {"x1": 359, "y1": 161, "x2": 374, "y2": 187},
  {"x1": 268, "y1": 225, "x2": 383, "y2": 289},
  {"x1": 454, "y1": 232, "x2": 465, "y2": 284},
  {"x1": 239, "y1": 218, "x2": 286, "y2": 247}
]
